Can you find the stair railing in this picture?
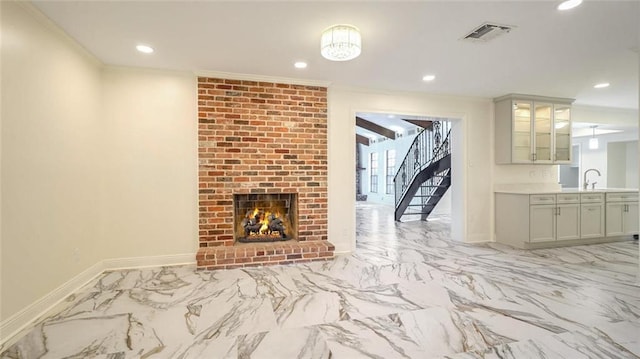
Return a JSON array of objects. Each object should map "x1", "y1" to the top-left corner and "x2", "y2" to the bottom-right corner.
[{"x1": 394, "y1": 121, "x2": 451, "y2": 207}]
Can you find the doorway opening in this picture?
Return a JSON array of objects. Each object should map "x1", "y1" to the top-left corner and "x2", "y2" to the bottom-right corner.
[{"x1": 354, "y1": 112, "x2": 458, "y2": 244}]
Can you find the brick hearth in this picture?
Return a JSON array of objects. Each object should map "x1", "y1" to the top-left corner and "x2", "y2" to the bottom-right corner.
[{"x1": 196, "y1": 77, "x2": 334, "y2": 270}]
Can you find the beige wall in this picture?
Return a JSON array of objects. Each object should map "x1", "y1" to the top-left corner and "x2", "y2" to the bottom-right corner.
[
  {"x1": 1, "y1": 2, "x2": 103, "y2": 320},
  {"x1": 100, "y1": 67, "x2": 198, "y2": 260},
  {"x1": 1, "y1": 3, "x2": 198, "y2": 324},
  {"x1": 0, "y1": 0, "x2": 4, "y2": 335}
]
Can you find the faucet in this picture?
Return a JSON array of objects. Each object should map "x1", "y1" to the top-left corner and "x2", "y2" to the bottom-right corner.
[{"x1": 583, "y1": 168, "x2": 601, "y2": 190}]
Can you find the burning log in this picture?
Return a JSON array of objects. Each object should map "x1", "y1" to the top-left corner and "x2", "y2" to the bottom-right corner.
[
  {"x1": 267, "y1": 214, "x2": 286, "y2": 238},
  {"x1": 241, "y1": 209, "x2": 288, "y2": 241},
  {"x1": 242, "y1": 211, "x2": 263, "y2": 237}
]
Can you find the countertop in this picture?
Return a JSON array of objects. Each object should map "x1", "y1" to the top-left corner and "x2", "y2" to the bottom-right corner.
[{"x1": 495, "y1": 188, "x2": 639, "y2": 194}]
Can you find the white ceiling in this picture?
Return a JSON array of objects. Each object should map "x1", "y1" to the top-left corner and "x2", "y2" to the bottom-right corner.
[{"x1": 33, "y1": 1, "x2": 639, "y2": 111}]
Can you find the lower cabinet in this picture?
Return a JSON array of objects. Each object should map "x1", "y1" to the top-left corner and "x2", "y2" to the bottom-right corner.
[
  {"x1": 529, "y1": 194, "x2": 580, "y2": 242},
  {"x1": 580, "y1": 193, "x2": 605, "y2": 239},
  {"x1": 529, "y1": 202, "x2": 580, "y2": 242},
  {"x1": 495, "y1": 191, "x2": 635, "y2": 248},
  {"x1": 605, "y1": 192, "x2": 639, "y2": 237},
  {"x1": 556, "y1": 203, "x2": 580, "y2": 241},
  {"x1": 529, "y1": 204, "x2": 556, "y2": 242}
]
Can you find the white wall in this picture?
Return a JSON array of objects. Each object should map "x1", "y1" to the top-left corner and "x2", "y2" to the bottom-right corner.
[
  {"x1": 328, "y1": 86, "x2": 494, "y2": 251},
  {"x1": 604, "y1": 140, "x2": 638, "y2": 189},
  {"x1": 360, "y1": 133, "x2": 417, "y2": 205},
  {"x1": 626, "y1": 141, "x2": 638, "y2": 188},
  {"x1": 572, "y1": 105, "x2": 639, "y2": 190},
  {"x1": 607, "y1": 142, "x2": 626, "y2": 188},
  {"x1": 1, "y1": 2, "x2": 103, "y2": 320},
  {"x1": 573, "y1": 105, "x2": 638, "y2": 127},
  {"x1": 575, "y1": 131, "x2": 638, "y2": 189}
]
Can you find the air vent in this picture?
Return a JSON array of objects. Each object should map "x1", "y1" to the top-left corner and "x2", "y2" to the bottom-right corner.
[{"x1": 462, "y1": 22, "x2": 514, "y2": 43}]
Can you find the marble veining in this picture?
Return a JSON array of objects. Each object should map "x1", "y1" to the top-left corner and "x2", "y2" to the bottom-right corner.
[{"x1": 2, "y1": 203, "x2": 639, "y2": 358}]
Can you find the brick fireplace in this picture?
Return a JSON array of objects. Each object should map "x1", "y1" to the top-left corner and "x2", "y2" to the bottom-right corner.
[{"x1": 195, "y1": 77, "x2": 335, "y2": 270}]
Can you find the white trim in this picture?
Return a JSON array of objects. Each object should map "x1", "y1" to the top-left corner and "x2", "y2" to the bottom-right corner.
[
  {"x1": 333, "y1": 250, "x2": 352, "y2": 255},
  {"x1": 103, "y1": 253, "x2": 196, "y2": 271},
  {"x1": 15, "y1": 2, "x2": 103, "y2": 67},
  {"x1": 0, "y1": 261, "x2": 105, "y2": 350},
  {"x1": 465, "y1": 233, "x2": 493, "y2": 243},
  {"x1": 194, "y1": 70, "x2": 331, "y2": 88},
  {"x1": 0, "y1": 253, "x2": 196, "y2": 349}
]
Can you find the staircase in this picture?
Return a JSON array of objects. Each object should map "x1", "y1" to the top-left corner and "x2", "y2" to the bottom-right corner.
[{"x1": 394, "y1": 121, "x2": 452, "y2": 221}]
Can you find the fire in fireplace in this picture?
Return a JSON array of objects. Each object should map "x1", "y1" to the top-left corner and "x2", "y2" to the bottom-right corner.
[{"x1": 234, "y1": 193, "x2": 298, "y2": 243}]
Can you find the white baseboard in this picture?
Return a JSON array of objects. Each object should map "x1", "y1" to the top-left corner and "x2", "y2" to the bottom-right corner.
[
  {"x1": 0, "y1": 260, "x2": 105, "y2": 350},
  {"x1": 465, "y1": 233, "x2": 492, "y2": 244},
  {"x1": 0, "y1": 253, "x2": 195, "y2": 350},
  {"x1": 103, "y1": 253, "x2": 196, "y2": 271},
  {"x1": 333, "y1": 250, "x2": 352, "y2": 255}
]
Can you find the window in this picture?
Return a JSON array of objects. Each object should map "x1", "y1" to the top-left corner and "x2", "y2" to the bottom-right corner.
[
  {"x1": 386, "y1": 150, "x2": 396, "y2": 194},
  {"x1": 370, "y1": 152, "x2": 378, "y2": 193}
]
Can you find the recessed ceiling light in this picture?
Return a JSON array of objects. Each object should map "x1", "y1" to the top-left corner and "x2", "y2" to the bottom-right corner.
[
  {"x1": 136, "y1": 45, "x2": 154, "y2": 54},
  {"x1": 422, "y1": 75, "x2": 436, "y2": 82},
  {"x1": 594, "y1": 82, "x2": 610, "y2": 89},
  {"x1": 294, "y1": 61, "x2": 307, "y2": 69},
  {"x1": 557, "y1": 0, "x2": 582, "y2": 11}
]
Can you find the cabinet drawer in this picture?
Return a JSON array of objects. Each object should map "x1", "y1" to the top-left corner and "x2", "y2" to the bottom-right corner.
[
  {"x1": 530, "y1": 194, "x2": 556, "y2": 205},
  {"x1": 557, "y1": 194, "x2": 579, "y2": 203},
  {"x1": 606, "y1": 192, "x2": 639, "y2": 202},
  {"x1": 581, "y1": 193, "x2": 604, "y2": 203}
]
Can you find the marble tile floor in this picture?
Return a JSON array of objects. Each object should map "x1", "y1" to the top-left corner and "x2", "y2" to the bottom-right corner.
[{"x1": 2, "y1": 202, "x2": 639, "y2": 358}]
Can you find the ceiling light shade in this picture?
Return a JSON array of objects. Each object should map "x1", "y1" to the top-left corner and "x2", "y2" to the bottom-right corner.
[
  {"x1": 320, "y1": 24, "x2": 361, "y2": 61},
  {"x1": 557, "y1": 0, "x2": 583, "y2": 10}
]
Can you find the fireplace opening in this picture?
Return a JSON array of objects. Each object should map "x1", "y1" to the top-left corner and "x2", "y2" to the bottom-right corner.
[{"x1": 233, "y1": 193, "x2": 298, "y2": 243}]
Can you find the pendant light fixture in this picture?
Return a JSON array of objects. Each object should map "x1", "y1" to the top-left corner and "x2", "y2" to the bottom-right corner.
[
  {"x1": 320, "y1": 24, "x2": 362, "y2": 61},
  {"x1": 589, "y1": 125, "x2": 599, "y2": 150}
]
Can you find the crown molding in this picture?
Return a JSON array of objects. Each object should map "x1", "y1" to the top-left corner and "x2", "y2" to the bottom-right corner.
[
  {"x1": 194, "y1": 70, "x2": 331, "y2": 88},
  {"x1": 15, "y1": 1, "x2": 103, "y2": 68}
]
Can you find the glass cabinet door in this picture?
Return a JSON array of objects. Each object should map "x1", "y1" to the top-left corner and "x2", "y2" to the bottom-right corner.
[
  {"x1": 534, "y1": 103, "x2": 552, "y2": 162},
  {"x1": 512, "y1": 101, "x2": 532, "y2": 162},
  {"x1": 553, "y1": 104, "x2": 571, "y2": 162}
]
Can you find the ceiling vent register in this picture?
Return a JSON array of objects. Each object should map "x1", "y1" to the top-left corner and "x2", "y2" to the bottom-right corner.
[{"x1": 462, "y1": 22, "x2": 515, "y2": 43}]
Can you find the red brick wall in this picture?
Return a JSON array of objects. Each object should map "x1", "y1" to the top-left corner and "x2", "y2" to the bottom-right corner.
[{"x1": 197, "y1": 77, "x2": 328, "y2": 249}]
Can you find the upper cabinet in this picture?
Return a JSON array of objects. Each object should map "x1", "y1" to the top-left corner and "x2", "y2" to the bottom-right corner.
[{"x1": 495, "y1": 94, "x2": 574, "y2": 164}]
